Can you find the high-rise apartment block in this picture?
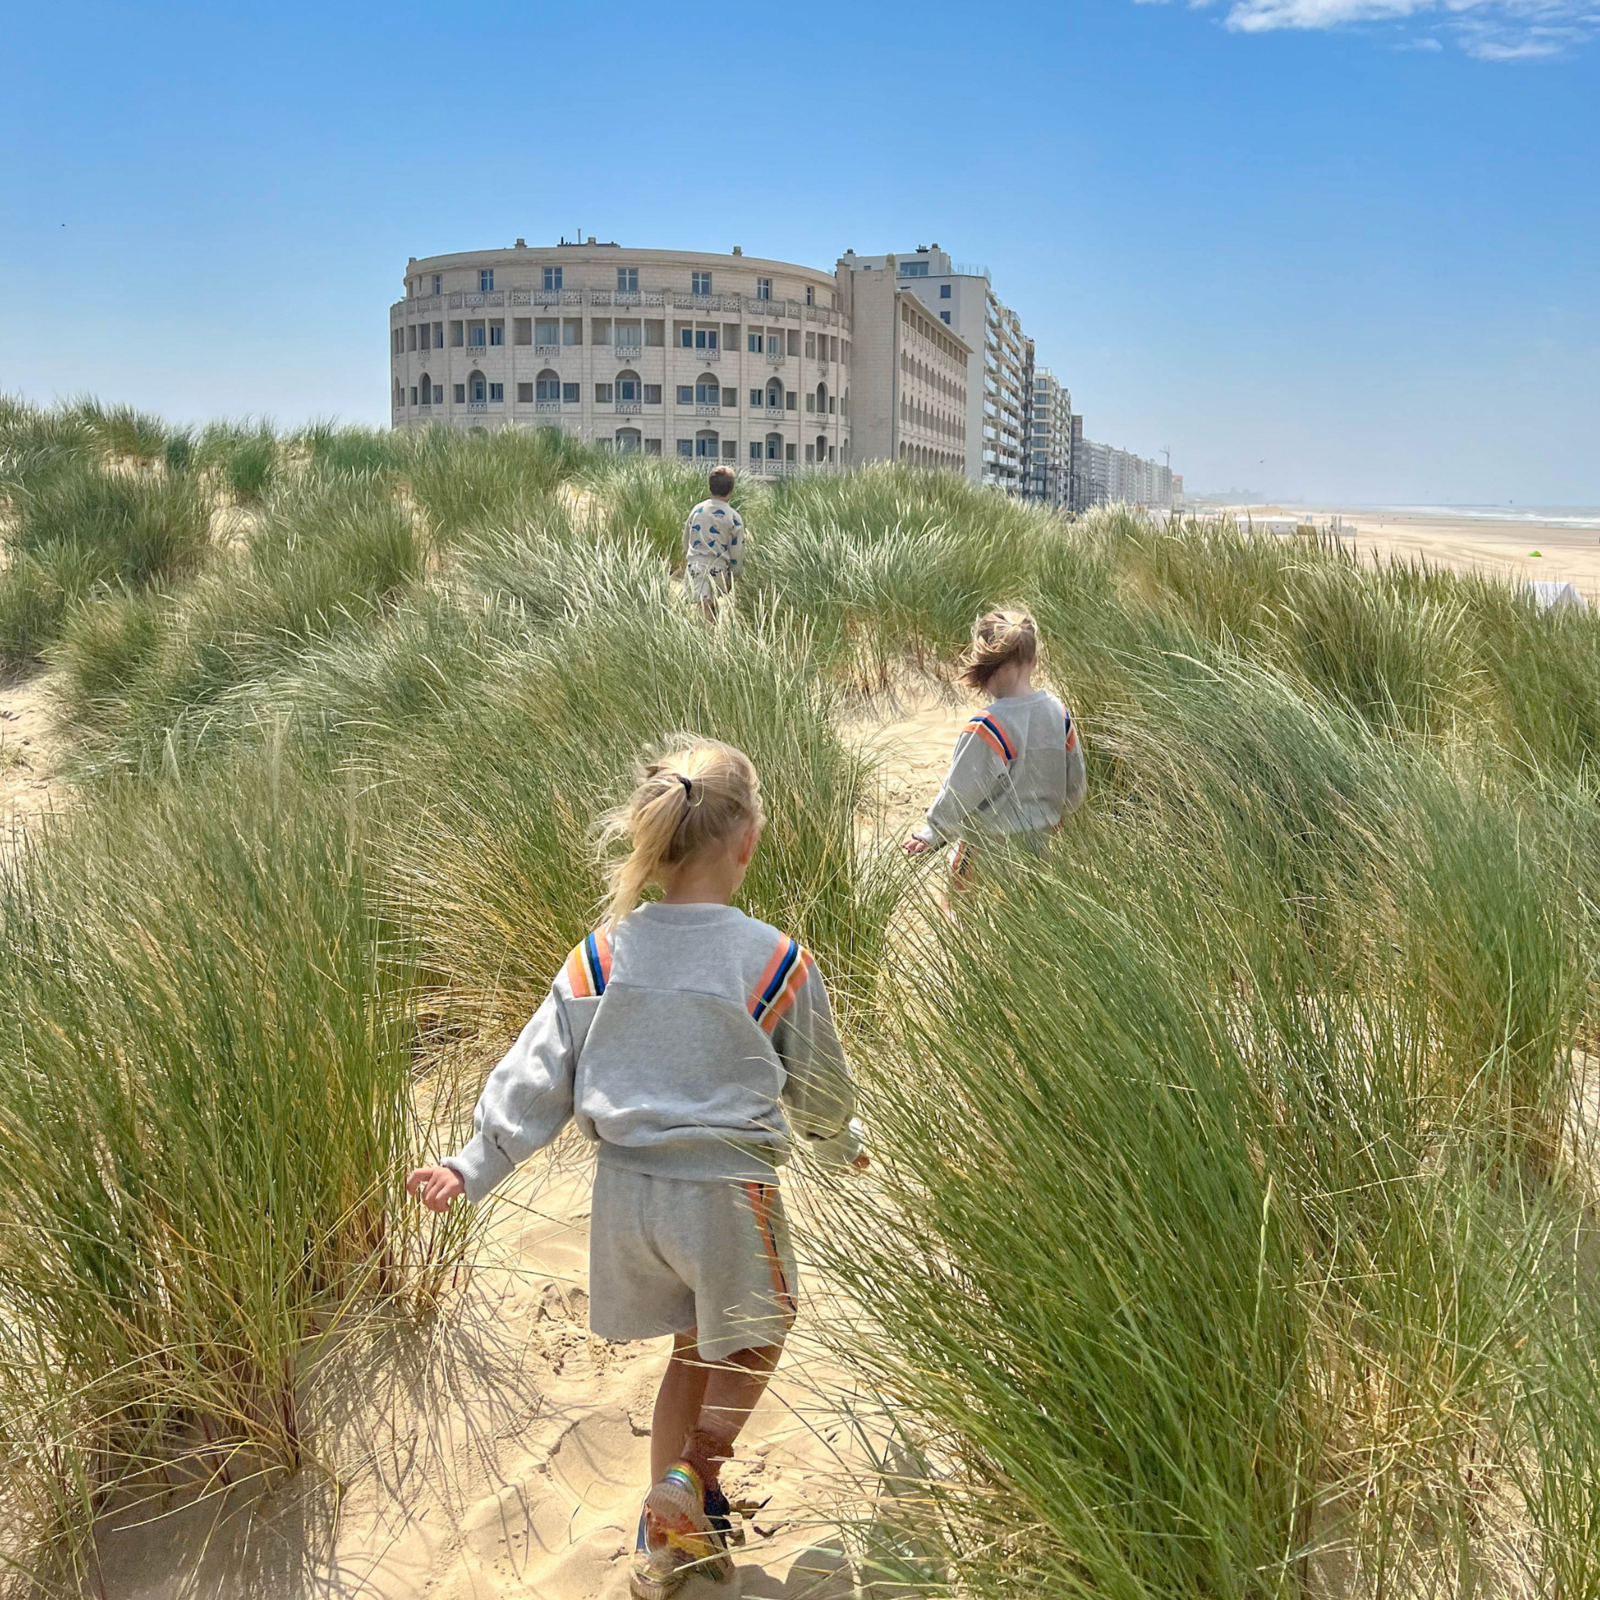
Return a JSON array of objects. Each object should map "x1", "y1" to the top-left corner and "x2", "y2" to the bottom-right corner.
[
  {"x1": 836, "y1": 262, "x2": 971, "y2": 473},
  {"x1": 1029, "y1": 369, "x2": 1074, "y2": 509},
  {"x1": 836, "y1": 247, "x2": 1033, "y2": 495},
  {"x1": 1078, "y1": 440, "x2": 1174, "y2": 509},
  {"x1": 388, "y1": 236, "x2": 1178, "y2": 504}
]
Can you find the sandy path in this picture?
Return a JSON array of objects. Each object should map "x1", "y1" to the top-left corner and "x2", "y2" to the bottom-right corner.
[
  {"x1": 92, "y1": 1151, "x2": 875, "y2": 1600},
  {"x1": 83, "y1": 682, "x2": 983, "y2": 1600},
  {"x1": 0, "y1": 668, "x2": 62, "y2": 857}
]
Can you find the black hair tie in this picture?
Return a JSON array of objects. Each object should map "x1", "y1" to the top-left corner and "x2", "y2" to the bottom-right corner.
[{"x1": 676, "y1": 774, "x2": 693, "y2": 798}]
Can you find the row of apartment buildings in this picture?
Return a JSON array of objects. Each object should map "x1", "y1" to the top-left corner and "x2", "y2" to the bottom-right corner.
[{"x1": 389, "y1": 238, "x2": 1178, "y2": 507}]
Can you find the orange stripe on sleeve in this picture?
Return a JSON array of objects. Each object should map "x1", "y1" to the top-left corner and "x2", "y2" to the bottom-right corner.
[{"x1": 969, "y1": 722, "x2": 1008, "y2": 762}]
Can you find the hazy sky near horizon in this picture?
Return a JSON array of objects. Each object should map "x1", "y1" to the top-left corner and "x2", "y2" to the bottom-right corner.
[{"x1": 2, "y1": 1, "x2": 1595, "y2": 504}]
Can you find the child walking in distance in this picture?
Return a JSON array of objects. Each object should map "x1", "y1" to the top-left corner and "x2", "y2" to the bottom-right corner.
[
  {"x1": 904, "y1": 608, "x2": 1087, "y2": 884},
  {"x1": 683, "y1": 466, "x2": 744, "y2": 620},
  {"x1": 408, "y1": 739, "x2": 864, "y2": 1600}
]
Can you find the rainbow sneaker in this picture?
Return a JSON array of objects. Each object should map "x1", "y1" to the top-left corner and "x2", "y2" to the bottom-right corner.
[{"x1": 640, "y1": 1461, "x2": 736, "y2": 1586}]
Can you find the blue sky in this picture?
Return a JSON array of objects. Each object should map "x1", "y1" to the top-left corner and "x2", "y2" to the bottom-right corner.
[{"x1": 2, "y1": 0, "x2": 1595, "y2": 503}]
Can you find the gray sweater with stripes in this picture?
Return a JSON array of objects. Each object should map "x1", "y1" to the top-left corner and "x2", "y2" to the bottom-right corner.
[
  {"x1": 443, "y1": 903, "x2": 860, "y2": 1201},
  {"x1": 916, "y1": 687, "x2": 1088, "y2": 845}
]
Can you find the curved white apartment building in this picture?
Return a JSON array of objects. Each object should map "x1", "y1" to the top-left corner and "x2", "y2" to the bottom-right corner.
[{"x1": 390, "y1": 240, "x2": 851, "y2": 473}]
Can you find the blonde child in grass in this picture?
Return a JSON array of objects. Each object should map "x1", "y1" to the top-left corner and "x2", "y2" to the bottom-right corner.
[
  {"x1": 408, "y1": 739, "x2": 866, "y2": 1600},
  {"x1": 904, "y1": 608, "x2": 1087, "y2": 884}
]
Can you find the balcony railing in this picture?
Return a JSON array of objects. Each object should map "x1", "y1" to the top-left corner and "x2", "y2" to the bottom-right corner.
[
  {"x1": 694, "y1": 404, "x2": 722, "y2": 416},
  {"x1": 766, "y1": 350, "x2": 786, "y2": 365},
  {"x1": 679, "y1": 346, "x2": 720, "y2": 363},
  {"x1": 614, "y1": 401, "x2": 642, "y2": 415},
  {"x1": 534, "y1": 343, "x2": 559, "y2": 358},
  {"x1": 534, "y1": 400, "x2": 560, "y2": 414},
  {"x1": 467, "y1": 401, "x2": 489, "y2": 413},
  {"x1": 615, "y1": 342, "x2": 644, "y2": 361},
  {"x1": 449, "y1": 292, "x2": 506, "y2": 309}
]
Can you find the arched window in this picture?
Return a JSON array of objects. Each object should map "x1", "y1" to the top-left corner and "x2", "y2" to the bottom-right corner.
[
  {"x1": 418, "y1": 372, "x2": 432, "y2": 408},
  {"x1": 766, "y1": 377, "x2": 783, "y2": 409},
  {"x1": 535, "y1": 369, "x2": 560, "y2": 402},
  {"x1": 615, "y1": 428, "x2": 642, "y2": 454},
  {"x1": 469, "y1": 373, "x2": 487, "y2": 404},
  {"x1": 765, "y1": 432, "x2": 782, "y2": 461},
  {"x1": 816, "y1": 435, "x2": 828, "y2": 466},
  {"x1": 694, "y1": 373, "x2": 720, "y2": 407},
  {"x1": 616, "y1": 369, "x2": 641, "y2": 403},
  {"x1": 695, "y1": 429, "x2": 719, "y2": 458},
  {"x1": 815, "y1": 382, "x2": 828, "y2": 415}
]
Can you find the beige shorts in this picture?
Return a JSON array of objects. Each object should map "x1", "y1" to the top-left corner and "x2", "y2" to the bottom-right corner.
[
  {"x1": 589, "y1": 1163, "x2": 798, "y2": 1361},
  {"x1": 685, "y1": 562, "x2": 733, "y2": 604}
]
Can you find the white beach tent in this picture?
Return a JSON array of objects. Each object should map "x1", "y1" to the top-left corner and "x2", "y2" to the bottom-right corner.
[{"x1": 1526, "y1": 581, "x2": 1588, "y2": 612}]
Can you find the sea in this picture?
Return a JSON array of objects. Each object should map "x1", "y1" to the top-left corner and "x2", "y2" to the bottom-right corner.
[{"x1": 1381, "y1": 506, "x2": 1600, "y2": 532}]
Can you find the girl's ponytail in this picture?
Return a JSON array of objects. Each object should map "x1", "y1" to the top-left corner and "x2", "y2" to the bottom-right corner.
[
  {"x1": 960, "y1": 607, "x2": 1038, "y2": 691},
  {"x1": 598, "y1": 739, "x2": 764, "y2": 926}
]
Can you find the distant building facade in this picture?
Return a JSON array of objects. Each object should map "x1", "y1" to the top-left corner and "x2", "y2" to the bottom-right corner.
[
  {"x1": 389, "y1": 241, "x2": 850, "y2": 474},
  {"x1": 837, "y1": 262, "x2": 970, "y2": 472},
  {"x1": 1027, "y1": 368, "x2": 1073, "y2": 509},
  {"x1": 1078, "y1": 439, "x2": 1174, "y2": 509},
  {"x1": 837, "y1": 246, "x2": 1033, "y2": 494},
  {"x1": 388, "y1": 236, "x2": 1181, "y2": 498}
]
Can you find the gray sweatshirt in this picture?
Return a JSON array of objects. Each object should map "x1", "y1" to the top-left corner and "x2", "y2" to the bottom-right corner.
[
  {"x1": 443, "y1": 903, "x2": 859, "y2": 1201},
  {"x1": 917, "y1": 688, "x2": 1088, "y2": 846}
]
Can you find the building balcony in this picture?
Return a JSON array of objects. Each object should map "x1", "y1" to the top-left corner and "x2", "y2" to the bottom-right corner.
[
  {"x1": 467, "y1": 401, "x2": 489, "y2": 413},
  {"x1": 766, "y1": 350, "x2": 786, "y2": 366},
  {"x1": 615, "y1": 344, "x2": 644, "y2": 362},
  {"x1": 614, "y1": 401, "x2": 642, "y2": 415},
  {"x1": 450, "y1": 292, "x2": 506, "y2": 309},
  {"x1": 694, "y1": 404, "x2": 721, "y2": 416},
  {"x1": 534, "y1": 400, "x2": 560, "y2": 414},
  {"x1": 533, "y1": 343, "x2": 559, "y2": 358}
]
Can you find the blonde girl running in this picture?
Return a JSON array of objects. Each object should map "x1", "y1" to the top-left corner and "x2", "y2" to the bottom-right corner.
[
  {"x1": 408, "y1": 739, "x2": 864, "y2": 1599},
  {"x1": 904, "y1": 608, "x2": 1087, "y2": 883}
]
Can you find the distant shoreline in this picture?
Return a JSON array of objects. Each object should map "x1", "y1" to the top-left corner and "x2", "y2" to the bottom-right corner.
[{"x1": 1192, "y1": 502, "x2": 1600, "y2": 594}]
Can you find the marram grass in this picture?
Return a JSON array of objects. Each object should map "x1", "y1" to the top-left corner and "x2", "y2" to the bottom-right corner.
[{"x1": 3, "y1": 400, "x2": 1600, "y2": 1594}]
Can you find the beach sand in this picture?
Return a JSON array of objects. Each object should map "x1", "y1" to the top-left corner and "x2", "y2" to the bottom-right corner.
[
  {"x1": 0, "y1": 668, "x2": 61, "y2": 858},
  {"x1": 1211, "y1": 504, "x2": 1600, "y2": 596},
  {"x1": 89, "y1": 1149, "x2": 883, "y2": 1600}
]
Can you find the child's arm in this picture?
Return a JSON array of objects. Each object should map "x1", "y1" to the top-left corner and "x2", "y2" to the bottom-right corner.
[
  {"x1": 432, "y1": 985, "x2": 578, "y2": 1204},
  {"x1": 908, "y1": 718, "x2": 1010, "y2": 849},
  {"x1": 1064, "y1": 717, "x2": 1088, "y2": 816},
  {"x1": 774, "y1": 958, "x2": 865, "y2": 1166}
]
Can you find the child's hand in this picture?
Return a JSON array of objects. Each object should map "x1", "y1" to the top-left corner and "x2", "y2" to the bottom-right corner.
[
  {"x1": 902, "y1": 833, "x2": 931, "y2": 856},
  {"x1": 407, "y1": 1165, "x2": 466, "y2": 1212}
]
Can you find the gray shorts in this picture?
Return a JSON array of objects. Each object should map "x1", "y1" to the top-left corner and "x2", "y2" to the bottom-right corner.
[
  {"x1": 589, "y1": 1163, "x2": 798, "y2": 1362},
  {"x1": 685, "y1": 561, "x2": 733, "y2": 604}
]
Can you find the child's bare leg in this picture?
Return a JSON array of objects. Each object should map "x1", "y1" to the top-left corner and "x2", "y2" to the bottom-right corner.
[
  {"x1": 652, "y1": 1332, "x2": 710, "y2": 1481},
  {"x1": 681, "y1": 1341, "x2": 783, "y2": 1485}
]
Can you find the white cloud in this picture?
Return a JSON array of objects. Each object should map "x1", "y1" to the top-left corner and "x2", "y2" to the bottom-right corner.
[{"x1": 1157, "y1": 0, "x2": 1600, "y2": 56}]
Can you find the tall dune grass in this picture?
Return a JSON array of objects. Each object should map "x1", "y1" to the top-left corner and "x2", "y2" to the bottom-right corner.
[
  {"x1": 52, "y1": 475, "x2": 422, "y2": 762},
  {"x1": 0, "y1": 760, "x2": 470, "y2": 1578},
  {"x1": 9, "y1": 406, "x2": 1600, "y2": 1592},
  {"x1": 0, "y1": 461, "x2": 211, "y2": 667}
]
